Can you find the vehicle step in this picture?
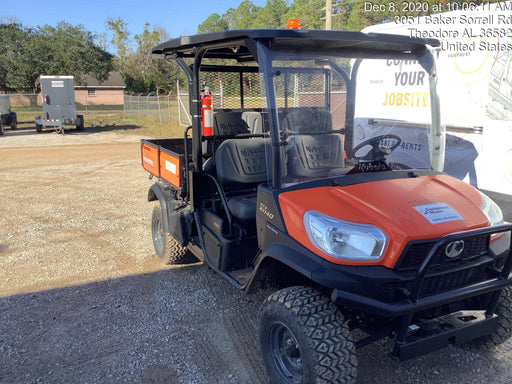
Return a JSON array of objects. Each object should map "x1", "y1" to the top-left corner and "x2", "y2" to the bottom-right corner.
[{"x1": 228, "y1": 268, "x2": 254, "y2": 286}]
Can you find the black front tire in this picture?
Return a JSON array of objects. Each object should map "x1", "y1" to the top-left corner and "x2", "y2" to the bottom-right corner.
[
  {"x1": 462, "y1": 286, "x2": 512, "y2": 349},
  {"x1": 258, "y1": 286, "x2": 357, "y2": 384},
  {"x1": 151, "y1": 204, "x2": 188, "y2": 265}
]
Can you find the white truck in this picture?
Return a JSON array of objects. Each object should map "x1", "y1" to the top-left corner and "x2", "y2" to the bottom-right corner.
[
  {"x1": 362, "y1": 1, "x2": 512, "y2": 217},
  {"x1": 35, "y1": 75, "x2": 84, "y2": 133}
]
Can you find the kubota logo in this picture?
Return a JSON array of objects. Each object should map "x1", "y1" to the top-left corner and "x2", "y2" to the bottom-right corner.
[{"x1": 445, "y1": 240, "x2": 465, "y2": 258}]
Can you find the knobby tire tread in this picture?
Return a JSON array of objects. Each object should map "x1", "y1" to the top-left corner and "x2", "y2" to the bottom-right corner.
[
  {"x1": 260, "y1": 286, "x2": 357, "y2": 384},
  {"x1": 463, "y1": 286, "x2": 512, "y2": 350}
]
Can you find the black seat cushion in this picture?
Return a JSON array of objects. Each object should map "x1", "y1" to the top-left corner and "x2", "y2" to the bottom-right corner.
[{"x1": 227, "y1": 195, "x2": 257, "y2": 222}]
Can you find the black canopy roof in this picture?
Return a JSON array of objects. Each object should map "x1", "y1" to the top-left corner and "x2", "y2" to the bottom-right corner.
[{"x1": 152, "y1": 29, "x2": 440, "y2": 60}]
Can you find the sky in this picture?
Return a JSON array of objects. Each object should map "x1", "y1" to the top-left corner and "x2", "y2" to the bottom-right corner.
[{"x1": 2, "y1": 0, "x2": 268, "y2": 50}]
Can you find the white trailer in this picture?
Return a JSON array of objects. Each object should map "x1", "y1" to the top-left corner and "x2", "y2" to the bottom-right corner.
[
  {"x1": 35, "y1": 75, "x2": 84, "y2": 133},
  {"x1": 361, "y1": 2, "x2": 512, "y2": 209},
  {"x1": 0, "y1": 94, "x2": 17, "y2": 135}
]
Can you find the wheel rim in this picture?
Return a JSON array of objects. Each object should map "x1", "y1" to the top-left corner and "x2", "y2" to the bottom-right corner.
[
  {"x1": 268, "y1": 322, "x2": 303, "y2": 383},
  {"x1": 152, "y1": 212, "x2": 164, "y2": 256}
]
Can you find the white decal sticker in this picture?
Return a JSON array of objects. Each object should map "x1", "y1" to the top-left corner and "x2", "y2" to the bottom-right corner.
[
  {"x1": 414, "y1": 203, "x2": 463, "y2": 224},
  {"x1": 51, "y1": 80, "x2": 64, "y2": 88},
  {"x1": 143, "y1": 157, "x2": 153, "y2": 167},
  {"x1": 165, "y1": 160, "x2": 177, "y2": 174}
]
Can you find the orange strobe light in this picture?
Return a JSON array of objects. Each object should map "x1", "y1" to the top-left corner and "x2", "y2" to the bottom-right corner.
[{"x1": 287, "y1": 19, "x2": 300, "y2": 29}]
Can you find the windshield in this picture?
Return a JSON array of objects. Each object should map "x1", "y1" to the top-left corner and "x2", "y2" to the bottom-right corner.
[{"x1": 258, "y1": 46, "x2": 443, "y2": 188}]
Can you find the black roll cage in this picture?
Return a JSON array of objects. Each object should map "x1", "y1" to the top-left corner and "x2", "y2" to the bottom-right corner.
[{"x1": 156, "y1": 30, "x2": 440, "y2": 190}]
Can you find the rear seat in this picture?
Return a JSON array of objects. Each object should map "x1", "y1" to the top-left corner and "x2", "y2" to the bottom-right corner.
[
  {"x1": 213, "y1": 111, "x2": 251, "y2": 135},
  {"x1": 242, "y1": 111, "x2": 263, "y2": 134},
  {"x1": 283, "y1": 108, "x2": 345, "y2": 179},
  {"x1": 203, "y1": 111, "x2": 251, "y2": 157}
]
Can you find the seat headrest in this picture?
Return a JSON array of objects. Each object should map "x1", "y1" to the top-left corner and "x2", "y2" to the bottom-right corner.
[
  {"x1": 287, "y1": 134, "x2": 344, "y2": 178},
  {"x1": 213, "y1": 112, "x2": 250, "y2": 136},
  {"x1": 281, "y1": 108, "x2": 333, "y2": 134},
  {"x1": 215, "y1": 138, "x2": 268, "y2": 185}
]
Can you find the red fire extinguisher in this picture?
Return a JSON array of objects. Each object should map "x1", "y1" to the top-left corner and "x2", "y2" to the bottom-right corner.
[{"x1": 201, "y1": 89, "x2": 213, "y2": 137}]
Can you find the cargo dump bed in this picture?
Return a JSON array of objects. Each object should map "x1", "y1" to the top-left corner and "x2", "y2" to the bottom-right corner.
[{"x1": 141, "y1": 138, "x2": 190, "y2": 191}]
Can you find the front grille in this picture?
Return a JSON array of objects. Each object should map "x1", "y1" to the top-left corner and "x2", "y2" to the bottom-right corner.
[
  {"x1": 419, "y1": 264, "x2": 489, "y2": 296},
  {"x1": 395, "y1": 234, "x2": 490, "y2": 272},
  {"x1": 382, "y1": 263, "x2": 496, "y2": 302},
  {"x1": 378, "y1": 233, "x2": 497, "y2": 302}
]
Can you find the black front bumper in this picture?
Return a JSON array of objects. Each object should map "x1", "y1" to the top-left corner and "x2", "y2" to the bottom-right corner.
[
  {"x1": 331, "y1": 224, "x2": 512, "y2": 361},
  {"x1": 332, "y1": 274, "x2": 512, "y2": 317},
  {"x1": 331, "y1": 224, "x2": 512, "y2": 317}
]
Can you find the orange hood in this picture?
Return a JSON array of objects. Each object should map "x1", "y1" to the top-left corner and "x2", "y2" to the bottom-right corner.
[{"x1": 279, "y1": 174, "x2": 489, "y2": 268}]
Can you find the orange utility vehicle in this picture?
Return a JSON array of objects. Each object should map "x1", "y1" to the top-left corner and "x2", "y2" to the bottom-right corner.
[{"x1": 141, "y1": 29, "x2": 512, "y2": 384}]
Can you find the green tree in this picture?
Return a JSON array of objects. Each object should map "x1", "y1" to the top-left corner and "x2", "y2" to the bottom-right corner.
[
  {"x1": 0, "y1": 22, "x2": 112, "y2": 92},
  {"x1": 106, "y1": 17, "x2": 131, "y2": 72},
  {"x1": 252, "y1": 0, "x2": 289, "y2": 28},
  {"x1": 121, "y1": 22, "x2": 182, "y2": 93},
  {"x1": 197, "y1": 13, "x2": 229, "y2": 34},
  {"x1": 0, "y1": 23, "x2": 29, "y2": 91},
  {"x1": 285, "y1": 0, "x2": 325, "y2": 29},
  {"x1": 331, "y1": 0, "x2": 355, "y2": 30},
  {"x1": 225, "y1": 0, "x2": 262, "y2": 29}
]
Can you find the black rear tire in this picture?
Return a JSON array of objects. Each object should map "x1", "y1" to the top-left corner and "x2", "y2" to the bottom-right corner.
[
  {"x1": 258, "y1": 286, "x2": 357, "y2": 384},
  {"x1": 10, "y1": 113, "x2": 17, "y2": 130},
  {"x1": 76, "y1": 115, "x2": 84, "y2": 131},
  {"x1": 151, "y1": 204, "x2": 188, "y2": 265}
]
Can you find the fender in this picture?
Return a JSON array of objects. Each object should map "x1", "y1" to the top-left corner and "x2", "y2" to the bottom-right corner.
[
  {"x1": 148, "y1": 182, "x2": 171, "y2": 232},
  {"x1": 246, "y1": 234, "x2": 369, "y2": 295},
  {"x1": 246, "y1": 240, "x2": 323, "y2": 292},
  {"x1": 148, "y1": 182, "x2": 194, "y2": 245}
]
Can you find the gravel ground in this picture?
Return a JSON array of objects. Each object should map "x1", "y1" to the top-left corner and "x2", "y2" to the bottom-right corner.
[{"x1": 1, "y1": 125, "x2": 512, "y2": 384}]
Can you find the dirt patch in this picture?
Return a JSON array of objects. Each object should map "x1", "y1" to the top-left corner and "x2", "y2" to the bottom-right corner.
[{"x1": 1, "y1": 127, "x2": 512, "y2": 383}]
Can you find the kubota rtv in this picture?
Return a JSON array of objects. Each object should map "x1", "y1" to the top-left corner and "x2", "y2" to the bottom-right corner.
[{"x1": 141, "y1": 28, "x2": 512, "y2": 384}]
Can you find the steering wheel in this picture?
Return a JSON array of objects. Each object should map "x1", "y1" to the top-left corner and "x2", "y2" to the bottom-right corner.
[{"x1": 352, "y1": 134, "x2": 402, "y2": 161}]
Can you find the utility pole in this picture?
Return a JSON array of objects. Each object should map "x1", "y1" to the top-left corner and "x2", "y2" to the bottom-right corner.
[{"x1": 325, "y1": 0, "x2": 332, "y2": 30}]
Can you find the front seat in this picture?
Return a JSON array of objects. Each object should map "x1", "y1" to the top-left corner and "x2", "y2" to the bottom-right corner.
[{"x1": 215, "y1": 138, "x2": 268, "y2": 222}]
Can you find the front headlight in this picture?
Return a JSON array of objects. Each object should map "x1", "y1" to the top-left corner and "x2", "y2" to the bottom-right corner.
[
  {"x1": 478, "y1": 190, "x2": 503, "y2": 226},
  {"x1": 304, "y1": 211, "x2": 387, "y2": 261}
]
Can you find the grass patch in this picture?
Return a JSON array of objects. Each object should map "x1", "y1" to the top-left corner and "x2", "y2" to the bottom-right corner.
[
  {"x1": 85, "y1": 114, "x2": 185, "y2": 138},
  {"x1": 12, "y1": 107, "x2": 185, "y2": 139},
  {"x1": 76, "y1": 104, "x2": 124, "y2": 111}
]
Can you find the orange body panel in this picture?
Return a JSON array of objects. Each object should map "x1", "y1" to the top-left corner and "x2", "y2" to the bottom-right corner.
[
  {"x1": 159, "y1": 151, "x2": 181, "y2": 188},
  {"x1": 279, "y1": 174, "x2": 489, "y2": 268},
  {"x1": 141, "y1": 143, "x2": 159, "y2": 177}
]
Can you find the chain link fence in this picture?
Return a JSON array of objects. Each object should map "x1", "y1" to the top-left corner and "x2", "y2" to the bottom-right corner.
[
  {"x1": 6, "y1": 86, "x2": 345, "y2": 128},
  {"x1": 123, "y1": 92, "x2": 191, "y2": 126},
  {"x1": 6, "y1": 91, "x2": 191, "y2": 126}
]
